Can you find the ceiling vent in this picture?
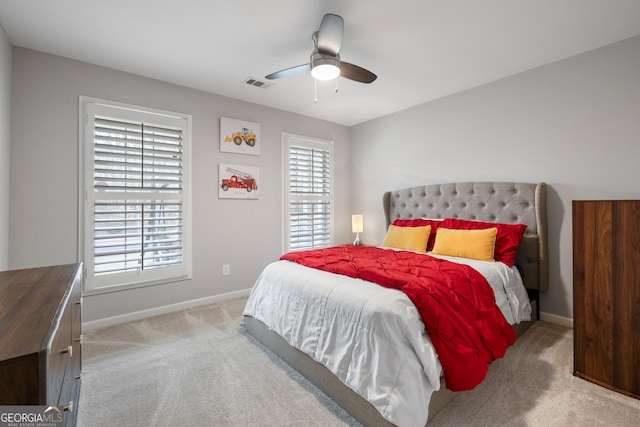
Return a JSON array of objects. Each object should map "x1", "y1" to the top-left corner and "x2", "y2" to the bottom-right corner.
[{"x1": 243, "y1": 77, "x2": 273, "y2": 89}]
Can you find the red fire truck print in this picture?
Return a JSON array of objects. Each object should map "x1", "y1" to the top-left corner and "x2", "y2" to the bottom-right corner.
[{"x1": 220, "y1": 166, "x2": 258, "y2": 192}]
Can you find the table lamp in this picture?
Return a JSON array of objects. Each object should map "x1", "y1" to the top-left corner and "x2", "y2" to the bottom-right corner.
[{"x1": 352, "y1": 214, "x2": 363, "y2": 246}]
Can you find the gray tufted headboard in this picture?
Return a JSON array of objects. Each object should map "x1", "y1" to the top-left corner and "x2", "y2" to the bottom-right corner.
[{"x1": 382, "y1": 182, "x2": 548, "y2": 292}]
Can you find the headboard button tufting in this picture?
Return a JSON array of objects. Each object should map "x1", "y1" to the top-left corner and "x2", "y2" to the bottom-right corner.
[{"x1": 382, "y1": 182, "x2": 547, "y2": 293}]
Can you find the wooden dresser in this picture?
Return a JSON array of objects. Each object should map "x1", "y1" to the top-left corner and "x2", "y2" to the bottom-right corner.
[
  {"x1": 0, "y1": 263, "x2": 82, "y2": 426},
  {"x1": 573, "y1": 200, "x2": 640, "y2": 399}
]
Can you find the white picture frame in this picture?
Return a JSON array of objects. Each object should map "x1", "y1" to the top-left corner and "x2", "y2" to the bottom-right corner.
[
  {"x1": 218, "y1": 163, "x2": 260, "y2": 199},
  {"x1": 220, "y1": 117, "x2": 261, "y2": 155}
]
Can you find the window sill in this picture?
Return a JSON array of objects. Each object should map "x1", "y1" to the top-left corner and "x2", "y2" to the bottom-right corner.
[{"x1": 83, "y1": 274, "x2": 192, "y2": 296}]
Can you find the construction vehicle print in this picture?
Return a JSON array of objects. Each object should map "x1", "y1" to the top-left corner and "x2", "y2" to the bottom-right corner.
[
  {"x1": 221, "y1": 167, "x2": 258, "y2": 192},
  {"x1": 224, "y1": 127, "x2": 257, "y2": 146}
]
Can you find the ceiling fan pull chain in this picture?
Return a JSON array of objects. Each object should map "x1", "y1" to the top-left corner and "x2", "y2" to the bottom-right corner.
[
  {"x1": 335, "y1": 78, "x2": 338, "y2": 93},
  {"x1": 314, "y1": 79, "x2": 318, "y2": 103}
]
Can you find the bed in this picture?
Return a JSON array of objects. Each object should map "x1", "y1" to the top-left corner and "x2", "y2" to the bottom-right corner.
[{"x1": 243, "y1": 182, "x2": 547, "y2": 427}]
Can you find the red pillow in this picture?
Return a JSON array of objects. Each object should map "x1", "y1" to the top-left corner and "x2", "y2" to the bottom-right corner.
[
  {"x1": 441, "y1": 218, "x2": 527, "y2": 267},
  {"x1": 392, "y1": 219, "x2": 443, "y2": 251}
]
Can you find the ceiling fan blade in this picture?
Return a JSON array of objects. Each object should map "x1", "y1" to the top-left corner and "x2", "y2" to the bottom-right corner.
[
  {"x1": 317, "y1": 14, "x2": 344, "y2": 55},
  {"x1": 339, "y1": 62, "x2": 377, "y2": 84},
  {"x1": 265, "y1": 64, "x2": 310, "y2": 80}
]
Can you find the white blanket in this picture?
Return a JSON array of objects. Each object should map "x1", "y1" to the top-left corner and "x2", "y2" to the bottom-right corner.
[{"x1": 243, "y1": 251, "x2": 531, "y2": 427}]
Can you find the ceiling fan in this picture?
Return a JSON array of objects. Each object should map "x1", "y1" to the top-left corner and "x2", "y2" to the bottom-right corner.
[{"x1": 265, "y1": 13, "x2": 377, "y2": 84}]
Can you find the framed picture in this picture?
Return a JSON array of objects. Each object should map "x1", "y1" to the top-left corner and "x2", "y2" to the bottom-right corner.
[
  {"x1": 218, "y1": 163, "x2": 260, "y2": 199},
  {"x1": 220, "y1": 117, "x2": 261, "y2": 155}
]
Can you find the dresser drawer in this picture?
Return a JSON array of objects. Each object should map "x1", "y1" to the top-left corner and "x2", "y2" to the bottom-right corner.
[
  {"x1": 46, "y1": 296, "x2": 73, "y2": 405},
  {"x1": 60, "y1": 298, "x2": 81, "y2": 422},
  {"x1": 58, "y1": 364, "x2": 75, "y2": 419},
  {"x1": 65, "y1": 375, "x2": 82, "y2": 427},
  {"x1": 0, "y1": 263, "x2": 82, "y2": 425}
]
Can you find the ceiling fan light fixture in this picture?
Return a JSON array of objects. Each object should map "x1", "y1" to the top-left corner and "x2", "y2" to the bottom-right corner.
[
  {"x1": 312, "y1": 63, "x2": 340, "y2": 80},
  {"x1": 265, "y1": 14, "x2": 376, "y2": 84},
  {"x1": 310, "y1": 53, "x2": 340, "y2": 80}
]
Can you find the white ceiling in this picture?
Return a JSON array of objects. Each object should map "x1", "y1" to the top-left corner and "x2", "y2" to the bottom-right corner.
[{"x1": 1, "y1": 1, "x2": 640, "y2": 126}]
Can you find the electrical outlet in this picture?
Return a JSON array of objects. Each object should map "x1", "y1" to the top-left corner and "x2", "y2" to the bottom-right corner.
[{"x1": 222, "y1": 264, "x2": 230, "y2": 276}]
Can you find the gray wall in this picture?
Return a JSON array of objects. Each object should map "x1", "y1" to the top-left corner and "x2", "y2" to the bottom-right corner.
[
  {"x1": 0, "y1": 23, "x2": 10, "y2": 271},
  {"x1": 351, "y1": 35, "x2": 640, "y2": 319},
  {"x1": 9, "y1": 48, "x2": 352, "y2": 323},
  {"x1": 9, "y1": 35, "x2": 640, "y2": 323}
]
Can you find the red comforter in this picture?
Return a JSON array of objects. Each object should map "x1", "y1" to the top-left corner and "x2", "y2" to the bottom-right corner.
[{"x1": 280, "y1": 245, "x2": 516, "y2": 391}]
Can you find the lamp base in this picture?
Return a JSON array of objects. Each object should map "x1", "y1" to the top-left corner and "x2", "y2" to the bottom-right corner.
[{"x1": 353, "y1": 233, "x2": 362, "y2": 246}]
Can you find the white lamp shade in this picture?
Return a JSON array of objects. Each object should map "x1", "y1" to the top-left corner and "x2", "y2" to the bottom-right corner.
[
  {"x1": 311, "y1": 63, "x2": 340, "y2": 80},
  {"x1": 310, "y1": 54, "x2": 341, "y2": 81},
  {"x1": 351, "y1": 214, "x2": 364, "y2": 233}
]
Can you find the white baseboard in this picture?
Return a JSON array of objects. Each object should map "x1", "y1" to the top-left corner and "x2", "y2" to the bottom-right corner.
[
  {"x1": 83, "y1": 290, "x2": 574, "y2": 332},
  {"x1": 82, "y1": 288, "x2": 252, "y2": 331},
  {"x1": 540, "y1": 311, "x2": 573, "y2": 328}
]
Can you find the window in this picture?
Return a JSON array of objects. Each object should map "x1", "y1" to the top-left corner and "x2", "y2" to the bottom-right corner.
[
  {"x1": 283, "y1": 133, "x2": 334, "y2": 252},
  {"x1": 81, "y1": 98, "x2": 192, "y2": 293}
]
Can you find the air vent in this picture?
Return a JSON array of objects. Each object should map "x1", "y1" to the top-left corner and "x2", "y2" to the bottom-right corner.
[{"x1": 242, "y1": 77, "x2": 273, "y2": 89}]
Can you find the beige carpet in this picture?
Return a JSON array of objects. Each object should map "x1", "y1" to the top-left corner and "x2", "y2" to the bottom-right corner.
[
  {"x1": 429, "y1": 321, "x2": 640, "y2": 426},
  {"x1": 77, "y1": 297, "x2": 640, "y2": 426}
]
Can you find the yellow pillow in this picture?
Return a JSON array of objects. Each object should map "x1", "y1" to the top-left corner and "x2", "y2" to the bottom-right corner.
[
  {"x1": 382, "y1": 224, "x2": 431, "y2": 252},
  {"x1": 431, "y1": 227, "x2": 498, "y2": 261}
]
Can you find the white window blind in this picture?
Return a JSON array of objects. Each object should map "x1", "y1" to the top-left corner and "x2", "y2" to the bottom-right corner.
[
  {"x1": 82, "y1": 99, "x2": 192, "y2": 292},
  {"x1": 284, "y1": 134, "x2": 334, "y2": 252}
]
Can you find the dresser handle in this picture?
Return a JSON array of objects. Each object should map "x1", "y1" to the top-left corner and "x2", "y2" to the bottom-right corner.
[
  {"x1": 63, "y1": 401, "x2": 73, "y2": 413},
  {"x1": 61, "y1": 345, "x2": 73, "y2": 357}
]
